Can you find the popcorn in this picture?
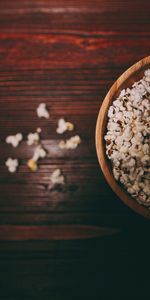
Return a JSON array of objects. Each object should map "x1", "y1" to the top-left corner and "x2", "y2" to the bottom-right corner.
[
  {"x1": 142, "y1": 99, "x2": 150, "y2": 109},
  {"x1": 32, "y1": 145, "x2": 47, "y2": 161},
  {"x1": 27, "y1": 159, "x2": 38, "y2": 172},
  {"x1": 37, "y1": 103, "x2": 50, "y2": 119},
  {"x1": 59, "y1": 135, "x2": 81, "y2": 150},
  {"x1": 141, "y1": 155, "x2": 149, "y2": 166},
  {"x1": 27, "y1": 145, "x2": 46, "y2": 171},
  {"x1": 4, "y1": 98, "x2": 82, "y2": 186},
  {"x1": 108, "y1": 106, "x2": 115, "y2": 118},
  {"x1": 113, "y1": 167, "x2": 120, "y2": 180},
  {"x1": 27, "y1": 132, "x2": 40, "y2": 146},
  {"x1": 123, "y1": 126, "x2": 133, "y2": 141},
  {"x1": 145, "y1": 75, "x2": 150, "y2": 82},
  {"x1": 5, "y1": 158, "x2": 19, "y2": 173},
  {"x1": 105, "y1": 69, "x2": 150, "y2": 206},
  {"x1": 37, "y1": 128, "x2": 42, "y2": 133},
  {"x1": 6, "y1": 133, "x2": 23, "y2": 147},
  {"x1": 118, "y1": 89, "x2": 126, "y2": 99},
  {"x1": 56, "y1": 118, "x2": 74, "y2": 134},
  {"x1": 50, "y1": 169, "x2": 65, "y2": 185},
  {"x1": 115, "y1": 136, "x2": 124, "y2": 147},
  {"x1": 144, "y1": 69, "x2": 150, "y2": 77},
  {"x1": 122, "y1": 158, "x2": 135, "y2": 168},
  {"x1": 113, "y1": 99, "x2": 121, "y2": 107},
  {"x1": 143, "y1": 144, "x2": 149, "y2": 154},
  {"x1": 127, "y1": 187, "x2": 135, "y2": 194}
]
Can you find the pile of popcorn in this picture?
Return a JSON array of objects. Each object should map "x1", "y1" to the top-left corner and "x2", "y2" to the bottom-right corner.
[
  {"x1": 105, "y1": 69, "x2": 150, "y2": 206},
  {"x1": 5, "y1": 103, "x2": 81, "y2": 188}
]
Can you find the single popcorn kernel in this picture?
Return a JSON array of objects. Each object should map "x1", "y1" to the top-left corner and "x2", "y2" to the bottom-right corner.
[
  {"x1": 59, "y1": 135, "x2": 81, "y2": 150},
  {"x1": 59, "y1": 140, "x2": 66, "y2": 149},
  {"x1": 37, "y1": 128, "x2": 42, "y2": 133},
  {"x1": 66, "y1": 122, "x2": 74, "y2": 131},
  {"x1": 32, "y1": 145, "x2": 47, "y2": 161},
  {"x1": 56, "y1": 118, "x2": 74, "y2": 134},
  {"x1": 27, "y1": 132, "x2": 40, "y2": 146},
  {"x1": 27, "y1": 159, "x2": 38, "y2": 171},
  {"x1": 37, "y1": 103, "x2": 50, "y2": 119},
  {"x1": 6, "y1": 158, "x2": 19, "y2": 173},
  {"x1": 6, "y1": 133, "x2": 23, "y2": 148},
  {"x1": 50, "y1": 168, "x2": 65, "y2": 185}
]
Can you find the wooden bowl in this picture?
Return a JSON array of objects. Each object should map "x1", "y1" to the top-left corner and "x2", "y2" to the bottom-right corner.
[{"x1": 96, "y1": 56, "x2": 150, "y2": 219}]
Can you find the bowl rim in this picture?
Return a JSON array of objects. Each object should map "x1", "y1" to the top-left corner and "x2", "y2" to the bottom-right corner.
[{"x1": 95, "y1": 55, "x2": 150, "y2": 219}]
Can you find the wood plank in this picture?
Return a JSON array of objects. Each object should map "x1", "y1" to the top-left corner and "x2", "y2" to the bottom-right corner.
[
  {"x1": 0, "y1": 231, "x2": 150, "y2": 300},
  {"x1": 0, "y1": 33, "x2": 150, "y2": 69},
  {"x1": 0, "y1": 0, "x2": 150, "y2": 33},
  {"x1": 0, "y1": 212, "x2": 135, "y2": 228},
  {"x1": 0, "y1": 224, "x2": 120, "y2": 240},
  {"x1": 0, "y1": 0, "x2": 149, "y2": 12}
]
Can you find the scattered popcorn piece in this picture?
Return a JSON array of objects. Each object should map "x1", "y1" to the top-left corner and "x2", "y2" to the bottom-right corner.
[
  {"x1": 56, "y1": 118, "x2": 67, "y2": 134},
  {"x1": 37, "y1": 128, "x2": 42, "y2": 133},
  {"x1": 27, "y1": 145, "x2": 47, "y2": 171},
  {"x1": 59, "y1": 140, "x2": 66, "y2": 149},
  {"x1": 5, "y1": 158, "x2": 19, "y2": 173},
  {"x1": 27, "y1": 132, "x2": 40, "y2": 146},
  {"x1": 6, "y1": 133, "x2": 23, "y2": 147},
  {"x1": 37, "y1": 103, "x2": 50, "y2": 119},
  {"x1": 32, "y1": 145, "x2": 47, "y2": 161},
  {"x1": 59, "y1": 135, "x2": 81, "y2": 149},
  {"x1": 56, "y1": 118, "x2": 74, "y2": 134},
  {"x1": 27, "y1": 159, "x2": 38, "y2": 172},
  {"x1": 105, "y1": 68, "x2": 150, "y2": 206},
  {"x1": 50, "y1": 169, "x2": 65, "y2": 185},
  {"x1": 67, "y1": 122, "x2": 74, "y2": 131}
]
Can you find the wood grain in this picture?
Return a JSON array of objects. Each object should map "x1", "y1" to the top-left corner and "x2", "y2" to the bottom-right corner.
[
  {"x1": 0, "y1": 33, "x2": 150, "y2": 70},
  {"x1": 0, "y1": 1, "x2": 150, "y2": 299},
  {"x1": 0, "y1": 0, "x2": 150, "y2": 33},
  {"x1": 0, "y1": 224, "x2": 120, "y2": 240}
]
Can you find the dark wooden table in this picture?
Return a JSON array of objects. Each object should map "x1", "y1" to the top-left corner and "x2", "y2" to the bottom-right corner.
[{"x1": 0, "y1": 1, "x2": 150, "y2": 299}]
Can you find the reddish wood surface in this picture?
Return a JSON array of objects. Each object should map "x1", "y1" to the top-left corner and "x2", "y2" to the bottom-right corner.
[
  {"x1": 0, "y1": 225, "x2": 120, "y2": 240},
  {"x1": 0, "y1": 1, "x2": 150, "y2": 299}
]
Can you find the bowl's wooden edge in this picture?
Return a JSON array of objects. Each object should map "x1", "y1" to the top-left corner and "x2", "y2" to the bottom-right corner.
[{"x1": 95, "y1": 55, "x2": 150, "y2": 219}]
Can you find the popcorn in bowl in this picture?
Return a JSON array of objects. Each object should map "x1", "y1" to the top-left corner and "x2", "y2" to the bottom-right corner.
[{"x1": 104, "y1": 69, "x2": 150, "y2": 207}]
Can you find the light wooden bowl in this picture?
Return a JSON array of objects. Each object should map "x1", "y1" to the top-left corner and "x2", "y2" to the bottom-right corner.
[{"x1": 96, "y1": 56, "x2": 150, "y2": 219}]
